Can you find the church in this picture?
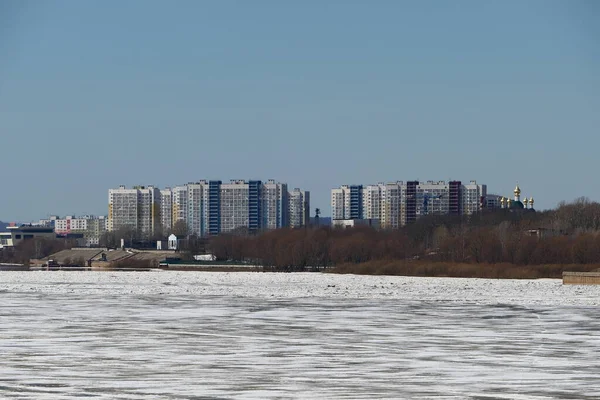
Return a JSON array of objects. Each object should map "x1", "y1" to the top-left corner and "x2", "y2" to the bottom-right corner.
[{"x1": 499, "y1": 184, "x2": 535, "y2": 211}]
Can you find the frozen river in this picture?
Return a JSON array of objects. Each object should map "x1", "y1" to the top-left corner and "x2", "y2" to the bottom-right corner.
[{"x1": 1, "y1": 271, "x2": 599, "y2": 399}]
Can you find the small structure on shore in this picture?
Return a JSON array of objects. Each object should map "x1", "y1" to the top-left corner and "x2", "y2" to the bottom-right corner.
[{"x1": 563, "y1": 271, "x2": 600, "y2": 285}]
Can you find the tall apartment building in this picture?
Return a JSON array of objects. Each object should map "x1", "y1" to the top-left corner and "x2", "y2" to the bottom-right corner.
[
  {"x1": 219, "y1": 179, "x2": 289, "y2": 233},
  {"x1": 362, "y1": 183, "x2": 402, "y2": 229},
  {"x1": 262, "y1": 180, "x2": 289, "y2": 230},
  {"x1": 331, "y1": 185, "x2": 363, "y2": 220},
  {"x1": 170, "y1": 181, "x2": 216, "y2": 236},
  {"x1": 160, "y1": 188, "x2": 173, "y2": 233},
  {"x1": 171, "y1": 186, "x2": 186, "y2": 223},
  {"x1": 187, "y1": 182, "x2": 206, "y2": 235},
  {"x1": 108, "y1": 185, "x2": 161, "y2": 238},
  {"x1": 109, "y1": 180, "x2": 308, "y2": 238},
  {"x1": 220, "y1": 180, "x2": 252, "y2": 233},
  {"x1": 332, "y1": 180, "x2": 486, "y2": 227},
  {"x1": 159, "y1": 179, "x2": 304, "y2": 236},
  {"x1": 462, "y1": 181, "x2": 487, "y2": 215},
  {"x1": 289, "y1": 188, "x2": 310, "y2": 228}
]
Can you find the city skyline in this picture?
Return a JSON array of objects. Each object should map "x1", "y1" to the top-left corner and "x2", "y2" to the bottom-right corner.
[
  {"x1": 108, "y1": 179, "x2": 309, "y2": 238},
  {"x1": 2, "y1": 1, "x2": 599, "y2": 221},
  {"x1": 6, "y1": 178, "x2": 532, "y2": 225}
]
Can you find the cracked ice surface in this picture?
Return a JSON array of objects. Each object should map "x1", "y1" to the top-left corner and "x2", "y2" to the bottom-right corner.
[{"x1": 0, "y1": 271, "x2": 599, "y2": 399}]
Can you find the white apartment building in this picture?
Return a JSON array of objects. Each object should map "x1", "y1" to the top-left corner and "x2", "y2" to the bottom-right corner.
[
  {"x1": 171, "y1": 181, "x2": 213, "y2": 236},
  {"x1": 331, "y1": 186, "x2": 347, "y2": 220},
  {"x1": 363, "y1": 185, "x2": 382, "y2": 220},
  {"x1": 187, "y1": 182, "x2": 206, "y2": 236},
  {"x1": 172, "y1": 185, "x2": 188, "y2": 228},
  {"x1": 169, "y1": 179, "x2": 301, "y2": 235},
  {"x1": 51, "y1": 215, "x2": 107, "y2": 246},
  {"x1": 54, "y1": 216, "x2": 88, "y2": 233},
  {"x1": 332, "y1": 180, "x2": 486, "y2": 227},
  {"x1": 160, "y1": 188, "x2": 173, "y2": 233},
  {"x1": 380, "y1": 182, "x2": 402, "y2": 229},
  {"x1": 289, "y1": 188, "x2": 310, "y2": 228},
  {"x1": 108, "y1": 180, "x2": 309, "y2": 238},
  {"x1": 262, "y1": 180, "x2": 289, "y2": 230},
  {"x1": 462, "y1": 181, "x2": 487, "y2": 215},
  {"x1": 220, "y1": 180, "x2": 251, "y2": 233},
  {"x1": 108, "y1": 185, "x2": 161, "y2": 238},
  {"x1": 413, "y1": 181, "x2": 451, "y2": 218},
  {"x1": 331, "y1": 185, "x2": 362, "y2": 220}
]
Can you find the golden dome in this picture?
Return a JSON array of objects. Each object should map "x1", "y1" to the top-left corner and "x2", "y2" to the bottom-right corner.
[
  {"x1": 507, "y1": 198, "x2": 512, "y2": 205},
  {"x1": 529, "y1": 197, "x2": 534, "y2": 206},
  {"x1": 523, "y1": 197, "x2": 528, "y2": 204},
  {"x1": 514, "y1": 184, "x2": 521, "y2": 196}
]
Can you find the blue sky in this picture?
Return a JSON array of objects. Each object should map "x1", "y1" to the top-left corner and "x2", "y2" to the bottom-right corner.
[{"x1": 1, "y1": 0, "x2": 598, "y2": 221}]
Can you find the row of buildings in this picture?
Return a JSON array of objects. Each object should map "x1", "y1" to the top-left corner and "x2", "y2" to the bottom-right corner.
[
  {"x1": 20, "y1": 215, "x2": 109, "y2": 247},
  {"x1": 108, "y1": 180, "x2": 310, "y2": 238},
  {"x1": 331, "y1": 180, "x2": 536, "y2": 228},
  {"x1": 1, "y1": 180, "x2": 534, "y2": 250},
  {"x1": 331, "y1": 180, "x2": 489, "y2": 228}
]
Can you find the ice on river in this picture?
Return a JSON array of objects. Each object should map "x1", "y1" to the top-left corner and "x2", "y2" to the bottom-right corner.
[{"x1": 1, "y1": 271, "x2": 599, "y2": 399}]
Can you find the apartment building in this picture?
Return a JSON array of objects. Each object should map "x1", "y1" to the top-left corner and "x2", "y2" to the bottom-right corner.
[
  {"x1": 85, "y1": 216, "x2": 108, "y2": 246},
  {"x1": 332, "y1": 180, "x2": 487, "y2": 227},
  {"x1": 108, "y1": 180, "x2": 309, "y2": 238},
  {"x1": 54, "y1": 216, "x2": 88, "y2": 233},
  {"x1": 43, "y1": 215, "x2": 107, "y2": 246},
  {"x1": 262, "y1": 180, "x2": 289, "y2": 230},
  {"x1": 108, "y1": 185, "x2": 161, "y2": 238},
  {"x1": 331, "y1": 185, "x2": 363, "y2": 220},
  {"x1": 289, "y1": 188, "x2": 310, "y2": 228},
  {"x1": 220, "y1": 180, "x2": 252, "y2": 233},
  {"x1": 160, "y1": 188, "x2": 173, "y2": 233}
]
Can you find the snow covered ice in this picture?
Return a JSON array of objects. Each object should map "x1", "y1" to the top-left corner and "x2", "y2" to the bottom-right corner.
[{"x1": 1, "y1": 271, "x2": 599, "y2": 399}]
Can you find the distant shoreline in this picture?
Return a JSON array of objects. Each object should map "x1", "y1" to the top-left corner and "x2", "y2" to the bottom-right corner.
[{"x1": 326, "y1": 261, "x2": 600, "y2": 279}]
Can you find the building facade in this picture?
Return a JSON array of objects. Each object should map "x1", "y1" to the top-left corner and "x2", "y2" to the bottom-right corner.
[
  {"x1": 332, "y1": 180, "x2": 487, "y2": 227},
  {"x1": 53, "y1": 215, "x2": 107, "y2": 246},
  {"x1": 262, "y1": 180, "x2": 289, "y2": 230},
  {"x1": 160, "y1": 188, "x2": 173, "y2": 233},
  {"x1": 116, "y1": 179, "x2": 308, "y2": 238},
  {"x1": 289, "y1": 188, "x2": 310, "y2": 228},
  {"x1": 108, "y1": 185, "x2": 161, "y2": 238}
]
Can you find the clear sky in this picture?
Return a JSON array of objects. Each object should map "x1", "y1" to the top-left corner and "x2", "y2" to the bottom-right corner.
[{"x1": 1, "y1": 0, "x2": 598, "y2": 221}]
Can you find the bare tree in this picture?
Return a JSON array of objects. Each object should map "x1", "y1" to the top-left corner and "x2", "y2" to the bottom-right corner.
[{"x1": 172, "y1": 220, "x2": 189, "y2": 238}]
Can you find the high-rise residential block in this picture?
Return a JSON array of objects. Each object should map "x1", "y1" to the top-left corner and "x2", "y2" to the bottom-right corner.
[
  {"x1": 160, "y1": 188, "x2": 173, "y2": 233},
  {"x1": 289, "y1": 188, "x2": 310, "y2": 228},
  {"x1": 220, "y1": 180, "x2": 251, "y2": 233},
  {"x1": 109, "y1": 180, "x2": 308, "y2": 238},
  {"x1": 332, "y1": 180, "x2": 487, "y2": 227},
  {"x1": 331, "y1": 185, "x2": 363, "y2": 220},
  {"x1": 108, "y1": 185, "x2": 161, "y2": 238},
  {"x1": 262, "y1": 180, "x2": 289, "y2": 230}
]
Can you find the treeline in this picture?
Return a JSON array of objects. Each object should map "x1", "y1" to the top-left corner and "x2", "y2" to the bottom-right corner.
[
  {"x1": 0, "y1": 237, "x2": 76, "y2": 265},
  {"x1": 206, "y1": 198, "x2": 600, "y2": 270}
]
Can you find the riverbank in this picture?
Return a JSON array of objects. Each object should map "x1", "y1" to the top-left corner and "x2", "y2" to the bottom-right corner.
[{"x1": 328, "y1": 260, "x2": 600, "y2": 279}]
